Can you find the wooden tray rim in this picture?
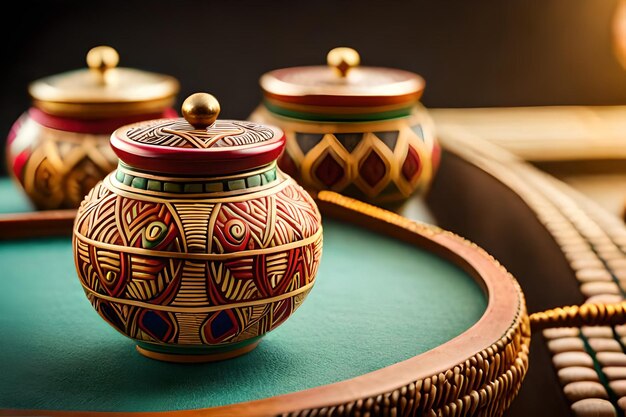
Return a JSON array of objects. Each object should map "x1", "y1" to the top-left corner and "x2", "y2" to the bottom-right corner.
[{"x1": 0, "y1": 191, "x2": 526, "y2": 417}]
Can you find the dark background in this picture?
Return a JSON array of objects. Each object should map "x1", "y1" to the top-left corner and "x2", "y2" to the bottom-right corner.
[{"x1": 1, "y1": 0, "x2": 625, "y2": 169}]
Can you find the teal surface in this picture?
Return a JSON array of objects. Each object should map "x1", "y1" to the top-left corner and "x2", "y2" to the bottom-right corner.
[
  {"x1": 0, "y1": 177, "x2": 33, "y2": 213},
  {"x1": 0, "y1": 219, "x2": 486, "y2": 412}
]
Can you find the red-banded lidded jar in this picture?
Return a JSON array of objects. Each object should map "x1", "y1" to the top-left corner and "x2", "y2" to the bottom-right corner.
[
  {"x1": 250, "y1": 47, "x2": 439, "y2": 206},
  {"x1": 6, "y1": 46, "x2": 179, "y2": 209},
  {"x1": 73, "y1": 93, "x2": 323, "y2": 362}
]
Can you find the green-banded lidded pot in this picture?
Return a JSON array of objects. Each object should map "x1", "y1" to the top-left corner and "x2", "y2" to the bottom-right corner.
[{"x1": 250, "y1": 47, "x2": 439, "y2": 206}]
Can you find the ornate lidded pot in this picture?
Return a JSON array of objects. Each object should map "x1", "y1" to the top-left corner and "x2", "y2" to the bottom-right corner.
[
  {"x1": 250, "y1": 47, "x2": 439, "y2": 206},
  {"x1": 72, "y1": 93, "x2": 323, "y2": 362},
  {"x1": 6, "y1": 46, "x2": 179, "y2": 210}
]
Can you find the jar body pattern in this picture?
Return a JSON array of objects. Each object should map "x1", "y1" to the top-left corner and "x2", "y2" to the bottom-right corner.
[
  {"x1": 73, "y1": 162, "x2": 322, "y2": 358},
  {"x1": 250, "y1": 104, "x2": 440, "y2": 205},
  {"x1": 6, "y1": 108, "x2": 174, "y2": 210},
  {"x1": 7, "y1": 111, "x2": 116, "y2": 209}
]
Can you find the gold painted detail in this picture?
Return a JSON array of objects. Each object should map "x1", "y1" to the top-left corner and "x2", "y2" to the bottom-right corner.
[
  {"x1": 81, "y1": 280, "x2": 315, "y2": 313},
  {"x1": 181, "y1": 93, "x2": 221, "y2": 129},
  {"x1": 32, "y1": 97, "x2": 177, "y2": 119},
  {"x1": 6, "y1": 115, "x2": 117, "y2": 209},
  {"x1": 327, "y1": 47, "x2": 360, "y2": 78},
  {"x1": 173, "y1": 313, "x2": 206, "y2": 344},
  {"x1": 171, "y1": 261, "x2": 209, "y2": 307},
  {"x1": 86, "y1": 46, "x2": 119, "y2": 85},
  {"x1": 86, "y1": 46, "x2": 119, "y2": 71}
]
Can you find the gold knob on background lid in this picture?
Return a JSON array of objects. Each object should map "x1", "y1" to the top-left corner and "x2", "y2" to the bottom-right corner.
[
  {"x1": 86, "y1": 46, "x2": 119, "y2": 84},
  {"x1": 327, "y1": 47, "x2": 360, "y2": 78},
  {"x1": 182, "y1": 93, "x2": 220, "y2": 129}
]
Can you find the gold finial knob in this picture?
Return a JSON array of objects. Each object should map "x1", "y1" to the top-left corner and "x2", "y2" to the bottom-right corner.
[
  {"x1": 327, "y1": 47, "x2": 360, "y2": 78},
  {"x1": 86, "y1": 46, "x2": 119, "y2": 72},
  {"x1": 87, "y1": 46, "x2": 119, "y2": 85},
  {"x1": 182, "y1": 93, "x2": 221, "y2": 129}
]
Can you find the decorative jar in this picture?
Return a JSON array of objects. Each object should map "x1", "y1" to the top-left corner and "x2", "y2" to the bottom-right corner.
[
  {"x1": 72, "y1": 93, "x2": 323, "y2": 362},
  {"x1": 6, "y1": 46, "x2": 179, "y2": 209},
  {"x1": 250, "y1": 47, "x2": 439, "y2": 205}
]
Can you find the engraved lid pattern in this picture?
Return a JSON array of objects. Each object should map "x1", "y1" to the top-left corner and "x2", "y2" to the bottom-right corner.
[
  {"x1": 125, "y1": 120, "x2": 276, "y2": 149},
  {"x1": 111, "y1": 93, "x2": 285, "y2": 176}
]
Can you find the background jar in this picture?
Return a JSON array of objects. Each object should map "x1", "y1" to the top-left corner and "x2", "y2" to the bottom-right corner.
[
  {"x1": 6, "y1": 46, "x2": 179, "y2": 210},
  {"x1": 250, "y1": 47, "x2": 439, "y2": 206}
]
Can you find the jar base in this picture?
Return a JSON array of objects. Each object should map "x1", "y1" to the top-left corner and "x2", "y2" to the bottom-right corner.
[{"x1": 135, "y1": 338, "x2": 261, "y2": 363}]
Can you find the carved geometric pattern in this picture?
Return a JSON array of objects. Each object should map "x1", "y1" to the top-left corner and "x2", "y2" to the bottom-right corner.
[
  {"x1": 6, "y1": 116, "x2": 117, "y2": 209},
  {"x1": 253, "y1": 106, "x2": 438, "y2": 205},
  {"x1": 73, "y1": 171, "x2": 322, "y2": 347},
  {"x1": 359, "y1": 150, "x2": 387, "y2": 187},
  {"x1": 401, "y1": 146, "x2": 421, "y2": 182},
  {"x1": 171, "y1": 261, "x2": 209, "y2": 306},
  {"x1": 125, "y1": 120, "x2": 275, "y2": 149},
  {"x1": 176, "y1": 203, "x2": 213, "y2": 253},
  {"x1": 295, "y1": 133, "x2": 324, "y2": 154},
  {"x1": 314, "y1": 151, "x2": 346, "y2": 187},
  {"x1": 334, "y1": 133, "x2": 363, "y2": 153},
  {"x1": 175, "y1": 313, "x2": 205, "y2": 345},
  {"x1": 411, "y1": 124, "x2": 424, "y2": 141},
  {"x1": 374, "y1": 131, "x2": 399, "y2": 151}
]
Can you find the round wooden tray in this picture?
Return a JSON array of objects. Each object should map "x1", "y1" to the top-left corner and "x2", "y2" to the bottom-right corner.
[{"x1": 0, "y1": 179, "x2": 529, "y2": 417}]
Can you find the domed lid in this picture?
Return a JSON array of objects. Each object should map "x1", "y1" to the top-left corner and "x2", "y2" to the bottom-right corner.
[
  {"x1": 260, "y1": 47, "x2": 425, "y2": 121},
  {"x1": 29, "y1": 46, "x2": 179, "y2": 118},
  {"x1": 111, "y1": 93, "x2": 285, "y2": 175}
]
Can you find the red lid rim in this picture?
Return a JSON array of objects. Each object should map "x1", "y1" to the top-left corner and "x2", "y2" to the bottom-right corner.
[{"x1": 110, "y1": 119, "x2": 286, "y2": 176}]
